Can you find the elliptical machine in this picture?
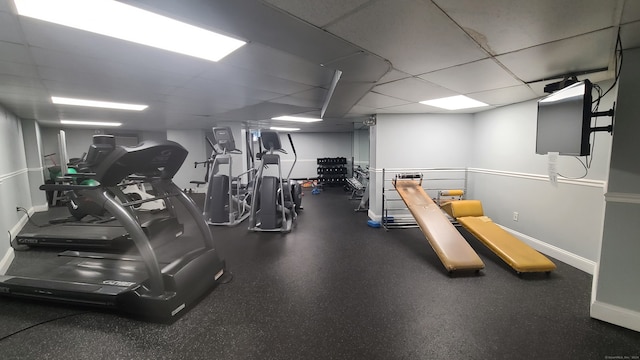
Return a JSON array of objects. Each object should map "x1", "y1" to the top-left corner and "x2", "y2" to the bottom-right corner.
[
  {"x1": 248, "y1": 130, "x2": 302, "y2": 233},
  {"x1": 203, "y1": 127, "x2": 253, "y2": 226}
]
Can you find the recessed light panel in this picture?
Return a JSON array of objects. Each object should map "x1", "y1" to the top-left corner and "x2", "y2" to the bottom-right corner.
[
  {"x1": 52, "y1": 96, "x2": 147, "y2": 111},
  {"x1": 270, "y1": 126, "x2": 300, "y2": 131},
  {"x1": 420, "y1": 95, "x2": 489, "y2": 110},
  {"x1": 272, "y1": 116, "x2": 322, "y2": 123},
  {"x1": 61, "y1": 120, "x2": 122, "y2": 127},
  {"x1": 15, "y1": 0, "x2": 246, "y2": 62}
]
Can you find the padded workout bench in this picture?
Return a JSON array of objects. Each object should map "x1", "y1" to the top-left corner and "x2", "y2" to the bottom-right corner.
[
  {"x1": 393, "y1": 179, "x2": 484, "y2": 273},
  {"x1": 441, "y1": 200, "x2": 556, "y2": 274}
]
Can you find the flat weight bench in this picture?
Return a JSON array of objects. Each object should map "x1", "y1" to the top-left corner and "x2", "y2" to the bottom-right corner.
[{"x1": 441, "y1": 200, "x2": 556, "y2": 274}]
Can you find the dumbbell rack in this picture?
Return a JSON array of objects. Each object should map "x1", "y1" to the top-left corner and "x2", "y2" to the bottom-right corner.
[{"x1": 317, "y1": 157, "x2": 347, "y2": 187}]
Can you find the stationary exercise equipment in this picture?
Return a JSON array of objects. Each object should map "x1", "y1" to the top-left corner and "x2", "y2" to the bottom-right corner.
[
  {"x1": 441, "y1": 200, "x2": 556, "y2": 274},
  {"x1": 17, "y1": 135, "x2": 175, "y2": 250},
  {"x1": 203, "y1": 127, "x2": 253, "y2": 226},
  {"x1": 248, "y1": 130, "x2": 302, "y2": 232},
  {"x1": 2, "y1": 139, "x2": 226, "y2": 322},
  {"x1": 393, "y1": 175, "x2": 485, "y2": 273}
]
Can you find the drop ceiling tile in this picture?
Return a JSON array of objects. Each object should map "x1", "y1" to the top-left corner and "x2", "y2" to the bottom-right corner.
[
  {"x1": 376, "y1": 102, "x2": 449, "y2": 113},
  {"x1": 347, "y1": 104, "x2": 377, "y2": 116},
  {"x1": 0, "y1": 59, "x2": 37, "y2": 78},
  {"x1": 0, "y1": 11, "x2": 22, "y2": 43},
  {"x1": 223, "y1": 43, "x2": 334, "y2": 86},
  {"x1": 263, "y1": 0, "x2": 371, "y2": 27},
  {"x1": 181, "y1": 77, "x2": 283, "y2": 103},
  {"x1": 622, "y1": 0, "x2": 640, "y2": 23},
  {"x1": 0, "y1": 73, "x2": 42, "y2": 89},
  {"x1": 356, "y1": 92, "x2": 411, "y2": 109},
  {"x1": 419, "y1": 58, "x2": 522, "y2": 94},
  {"x1": 200, "y1": 64, "x2": 313, "y2": 96},
  {"x1": 435, "y1": 0, "x2": 619, "y2": 54},
  {"x1": 373, "y1": 77, "x2": 457, "y2": 103},
  {"x1": 0, "y1": 41, "x2": 31, "y2": 64},
  {"x1": 326, "y1": 0, "x2": 487, "y2": 74},
  {"x1": 496, "y1": 29, "x2": 615, "y2": 83},
  {"x1": 270, "y1": 87, "x2": 327, "y2": 108},
  {"x1": 377, "y1": 69, "x2": 411, "y2": 85},
  {"x1": 467, "y1": 84, "x2": 538, "y2": 106}
]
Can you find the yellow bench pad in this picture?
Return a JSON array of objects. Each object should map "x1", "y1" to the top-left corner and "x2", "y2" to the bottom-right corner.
[
  {"x1": 446, "y1": 200, "x2": 556, "y2": 273},
  {"x1": 394, "y1": 180, "x2": 484, "y2": 272}
]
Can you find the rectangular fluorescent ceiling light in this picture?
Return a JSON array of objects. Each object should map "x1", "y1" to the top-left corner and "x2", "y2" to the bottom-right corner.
[
  {"x1": 52, "y1": 96, "x2": 147, "y2": 111},
  {"x1": 61, "y1": 120, "x2": 122, "y2": 127},
  {"x1": 14, "y1": 0, "x2": 246, "y2": 62},
  {"x1": 270, "y1": 126, "x2": 300, "y2": 131},
  {"x1": 272, "y1": 116, "x2": 322, "y2": 123},
  {"x1": 420, "y1": 95, "x2": 488, "y2": 110}
]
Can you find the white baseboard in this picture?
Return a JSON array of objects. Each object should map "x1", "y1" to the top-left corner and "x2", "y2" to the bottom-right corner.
[
  {"x1": 498, "y1": 224, "x2": 596, "y2": 274},
  {"x1": 34, "y1": 203, "x2": 49, "y2": 212},
  {"x1": 591, "y1": 301, "x2": 640, "y2": 332},
  {"x1": 368, "y1": 210, "x2": 596, "y2": 274},
  {"x1": 0, "y1": 247, "x2": 14, "y2": 275}
]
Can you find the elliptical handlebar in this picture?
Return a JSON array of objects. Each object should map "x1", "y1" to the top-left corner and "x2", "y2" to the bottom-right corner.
[{"x1": 286, "y1": 133, "x2": 297, "y2": 180}]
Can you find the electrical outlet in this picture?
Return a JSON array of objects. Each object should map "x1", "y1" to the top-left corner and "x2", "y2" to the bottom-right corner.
[
  {"x1": 513, "y1": 211, "x2": 519, "y2": 221},
  {"x1": 16, "y1": 207, "x2": 20, "y2": 212}
]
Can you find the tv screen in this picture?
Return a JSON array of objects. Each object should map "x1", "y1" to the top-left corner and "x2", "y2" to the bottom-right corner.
[{"x1": 536, "y1": 80, "x2": 592, "y2": 156}]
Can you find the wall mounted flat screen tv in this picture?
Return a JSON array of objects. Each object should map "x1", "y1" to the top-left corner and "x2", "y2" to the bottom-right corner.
[{"x1": 536, "y1": 80, "x2": 592, "y2": 156}]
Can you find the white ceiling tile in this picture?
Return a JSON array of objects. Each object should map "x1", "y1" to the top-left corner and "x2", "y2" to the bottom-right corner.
[
  {"x1": 419, "y1": 59, "x2": 522, "y2": 94},
  {"x1": 377, "y1": 69, "x2": 411, "y2": 85},
  {"x1": 0, "y1": 41, "x2": 31, "y2": 64},
  {"x1": 347, "y1": 104, "x2": 377, "y2": 116},
  {"x1": 326, "y1": 0, "x2": 487, "y2": 74},
  {"x1": 435, "y1": 0, "x2": 619, "y2": 54},
  {"x1": 263, "y1": 0, "x2": 372, "y2": 27},
  {"x1": 376, "y1": 102, "x2": 449, "y2": 113},
  {"x1": 374, "y1": 77, "x2": 457, "y2": 103},
  {"x1": 356, "y1": 92, "x2": 411, "y2": 109},
  {"x1": 0, "y1": 59, "x2": 37, "y2": 78},
  {"x1": 496, "y1": 29, "x2": 615, "y2": 83},
  {"x1": 467, "y1": 84, "x2": 538, "y2": 106},
  {"x1": 223, "y1": 43, "x2": 334, "y2": 86},
  {"x1": 0, "y1": 11, "x2": 22, "y2": 43},
  {"x1": 199, "y1": 64, "x2": 312, "y2": 95},
  {"x1": 622, "y1": 0, "x2": 640, "y2": 23}
]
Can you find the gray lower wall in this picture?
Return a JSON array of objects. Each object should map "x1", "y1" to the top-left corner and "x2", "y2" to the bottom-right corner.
[
  {"x1": 591, "y1": 47, "x2": 640, "y2": 331},
  {"x1": 0, "y1": 105, "x2": 32, "y2": 271}
]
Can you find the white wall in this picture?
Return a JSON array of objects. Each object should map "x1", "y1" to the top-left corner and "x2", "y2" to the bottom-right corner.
[
  {"x1": 0, "y1": 106, "x2": 32, "y2": 274},
  {"x1": 167, "y1": 129, "x2": 208, "y2": 191},
  {"x1": 469, "y1": 88, "x2": 615, "y2": 269},
  {"x1": 277, "y1": 132, "x2": 353, "y2": 179},
  {"x1": 369, "y1": 113, "x2": 475, "y2": 220}
]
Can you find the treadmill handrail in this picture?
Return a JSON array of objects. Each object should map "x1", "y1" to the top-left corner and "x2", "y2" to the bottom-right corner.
[{"x1": 40, "y1": 183, "x2": 100, "y2": 191}]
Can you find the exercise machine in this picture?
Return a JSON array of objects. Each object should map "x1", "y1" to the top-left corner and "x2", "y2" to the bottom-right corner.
[
  {"x1": 1, "y1": 140, "x2": 226, "y2": 322},
  {"x1": 248, "y1": 130, "x2": 302, "y2": 232},
  {"x1": 16, "y1": 135, "x2": 175, "y2": 250},
  {"x1": 203, "y1": 127, "x2": 253, "y2": 226},
  {"x1": 393, "y1": 174, "x2": 484, "y2": 274}
]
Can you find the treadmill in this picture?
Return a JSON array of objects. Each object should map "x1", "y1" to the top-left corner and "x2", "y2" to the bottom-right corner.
[
  {"x1": 0, "y1": 140, "x2": 226, "y2": 322},
  {"x1": 15, "y1": 135, "x2": 180, "y2": 251}
]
